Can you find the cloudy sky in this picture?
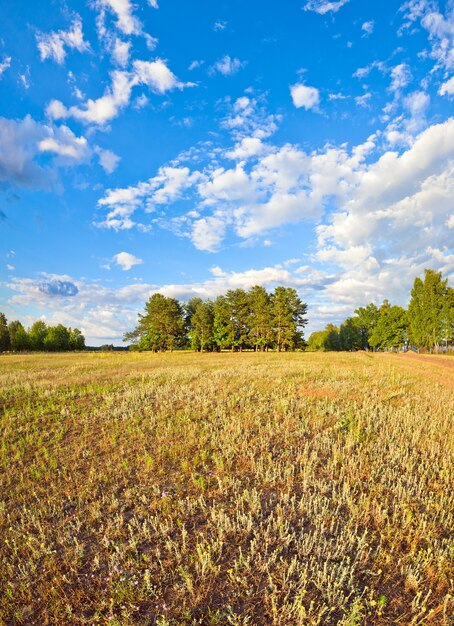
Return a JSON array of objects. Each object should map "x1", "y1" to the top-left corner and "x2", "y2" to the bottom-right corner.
[{"x1": 1, "y1": 0, "x2": 453, "y2": 344}]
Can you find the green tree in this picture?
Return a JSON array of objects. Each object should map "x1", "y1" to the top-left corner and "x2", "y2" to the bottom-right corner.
[
  {"x1": 271, "y1": 287, "x2": 307, "y2": 351},
  {"x1": 189, "y1": 300, "x2": 215, "y2": 352},
  {"x1": 353, "y1": 303, "x2": 379, "y2": 349},
  {"x1": 248, "y1": 285, "x2": 273, "y2": 351},
  {"x1": 28, "y1": 320, "x2": 47, "y2": 351},
  {"x1": 44, "y1": 324, "x2": 70, "y2": 351},
  {"x1": 227, "y1": 289, "x2": 250, "y2": 351},
  {"x1": 8, "y1": 320, "x2": 29, "y2": 351},
  {"x1": 339, "y1": 318, "x2": 363, "y2": 351},
  {"x1": 407, "y1": 269, "x2": 452, "y2": 350},
  {"x1": 0, "y1": 313, "x2": 10, "y2": 352},
  {"x1": 369, "y1": 301, "x2": 407, "y2": 350},
  {"x1": 69, "y1": 328, "x2": 85, "y2": 351},
  {"x1": 213, "y1": 295, "x2": 234, "y2": 351},
  {"x1": 125, "y1": 293, "x2": 184, "y2": 352},
  {"x1": 307, "y1": 324, "x2": 340, "y2": 351}
]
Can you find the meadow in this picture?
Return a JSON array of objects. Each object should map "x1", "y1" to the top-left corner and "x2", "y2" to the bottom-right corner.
[{"x1": 0, "y1": 351, "x2": 453, "y2": 625}]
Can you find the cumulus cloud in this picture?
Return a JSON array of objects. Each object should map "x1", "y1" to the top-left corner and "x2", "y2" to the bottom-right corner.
[
  {"x1": 0, "y1": 56, "x2": 11, "y2": 77},
  {"x1": 439, "y1": 76, "x2": 454, "y2": 95},
  {"x1": 316, "y1": 118, "x2": 454, "y2": 305},
  {"x1": 113, "y1": 251, "x2": 143, "y2": 270},
  {"x1": 97, "y1": 166, "x2": 200, "y2": 229},
  {"x1": 290, "y1": 83, "x2": 320, "y2": 110},
  {"x1": 303, "y1": 0, "x2": 350, "y2": 15},
  {"x1": 225, "y1": 137, "x2": 266, "y2": 160},
  {"x1": 390, "y1": 63, "x2": 413, "y2": 92},
  {"x1": 0, "y1": 116, "x2": 54, "y2": 188},
  {"x1": 47, "y1": 60, "x2": 193, "y2": 125},
  {"x1": 39, "y1": 280, "x2": 79, "y2": 296},
  {"x1": 214, "y1": 20, "x2": 227, "y2": 31},
  {"x1": 400, "y1": 0, "x2": 454, "y2": 72},
  {"x1": 221, "y1": 95, "x2": 281, "y2": 141},
  {"x1": 38, "y1": 125, "x2": 91, "y2": 162},
  {"x1": 95, "y1": 0, "x2": 142, "y2": 36},
  {"x1": 361, "y1": 21, "x2": 375, "y2": 35},
  {"x1": 0, "y1": 114, "x2": 118, "y2": 188},
  {"x1": 96, "y1": 133, "x2": 376, "y2": 250},
  {"x1": 112, "y1": 38, "x2": 131, "y2": 66},
  {"x1": 191, "y1": 216, "x2": 227, "y2": 252},
  {"x1": 210, "y1": 55, "x2": 246, "y2": 76},
  {"x1": 47, "y1": 70, "x2": 134, "y2": 125},
  {"x1": 94, "y1": 146, "x2": 121, "y2": 173},
  {"x1": 36, "y1": 18, "x2": 90, "y2": 64},
  {"x1": 133, "y1": 59, "x2": 194, "y2": 93}
]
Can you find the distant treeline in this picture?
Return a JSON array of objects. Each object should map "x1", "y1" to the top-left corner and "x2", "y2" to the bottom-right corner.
[
  {"x1": 308, "y1": 269, "x2": 454, "y2": 352},
  {"x1": 0, "y1": 316, "x2": 85, "y2": 352},
  {"x1": 126, "y1": 286, "x2": 308, "y2": 352}
]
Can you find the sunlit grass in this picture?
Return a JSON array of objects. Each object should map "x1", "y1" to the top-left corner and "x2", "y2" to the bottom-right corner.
[{"x1": 1, "y1": 351, "x2": 453, "y2": 625}]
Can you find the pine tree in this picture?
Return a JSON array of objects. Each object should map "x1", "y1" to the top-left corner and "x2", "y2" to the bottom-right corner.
[
  {"x1": 248, "y1": 286, "x2": 273, "y2": 351},
  {"x1": 271, "y1": 287, "x2": 307, "y2": 351},
  {"x1": 0, "y1": 313, "x2": 10, "y2": 352},
  {"x1": 189, "y1": 300, "x2": 214, "y2": 351},
  {"x1": 125, "y1": 293, "x2": 184, "y2": 351}
]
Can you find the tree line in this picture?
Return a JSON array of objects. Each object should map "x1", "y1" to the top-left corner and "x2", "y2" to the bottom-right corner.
[
  {"x1": 308, "y1": 269, "x2": 454, "y2": 352},
  {"x1": 0, "y1": 315, "x2": 85, "y2": 352},
  {"x1": 125, "y1": 286, "x2": 308, "y2": 352}
]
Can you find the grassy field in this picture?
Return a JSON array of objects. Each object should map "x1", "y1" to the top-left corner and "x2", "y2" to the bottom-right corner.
[{"x1": 1, "y1": 351, "x2": 453, "y2": 625}]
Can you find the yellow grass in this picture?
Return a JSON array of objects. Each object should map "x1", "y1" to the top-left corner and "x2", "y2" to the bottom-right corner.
[{"x1": 1, "y1": 351, "x2": 453, "y2": 625}]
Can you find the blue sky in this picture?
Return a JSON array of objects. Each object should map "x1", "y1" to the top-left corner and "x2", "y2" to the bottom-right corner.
[{"x1": 1, "y1": 0, "x2": 453, "y2": 344}]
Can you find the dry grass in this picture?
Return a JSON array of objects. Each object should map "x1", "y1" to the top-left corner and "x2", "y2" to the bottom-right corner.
[{"x1": 0, "y1": 351, "x2": 453, "y2": 625}]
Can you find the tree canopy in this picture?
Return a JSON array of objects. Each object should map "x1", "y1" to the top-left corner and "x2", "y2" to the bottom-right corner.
[
  {"x1": 0, "y1": 316, "x2": 85, "y2": 352},
  {"x1": 307, "y1": 269, "x2": 454, "y2": 352},
  {"x1": 126, "y1": 286, "x2": 308, "y2": 352}
]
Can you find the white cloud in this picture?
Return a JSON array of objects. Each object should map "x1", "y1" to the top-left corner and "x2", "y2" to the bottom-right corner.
[
  {"x1": 0, "y1": 115, "x2": 53, "y2": 188},
  {"x1": 148, "y1": 0, "x2": 159, "y2": 7},
  {"x1": 0, "y1": 56, "x2": 11, "y2": 77},
  {"x1": 390, "y1": 63, "x2": 413, "y2": 92},
  {"x1": 38, "y1": 125, "x2": 91, "y2": 162},
  {"x1": 400, "y1": 0, "x2": 454, "y2": 72},
  {"x1": 133, "y1": 93, "x2": 149, "y2": 108},
  {"x1": 361, "y1": 20, "x2": 375, "y2": 35},
  {"x1": 303, "y1": 0, "x2": 350, "y2": 14},
  {"x1": 439, "y1": 75, "x2": 454, "y2": 95},
  {"x1": 6, "y1": 264, "x2": 14, "y2": 271},
  {"x1": 355, "y1": 92, "x2": 372, "y2": 107},
  {"x1": 225, "y1": 137, "x2": 266, "y2": 160},
  {"x1": 47, "y1": 60, "x2": 192, "y2": 125},
  {"x1": 404, "y1": 90, "x2": 430, "y2": 117},
  {"x1": 133, "y1": 58, "x2": 194, "y2": 93},
  {"x1": 210, "y1": 55, "x2": 246, "y2": 76},
  {"x1": 221, "y1": 95, "x2": 281, "y2": 141},
  {"x1": 290, "y1": 83, "x2": 320, "y2": 110},
  {"x1": 317, "y1": 119, "x2": 454, "y2": 300},
  {"x1": 191, "y1": 216, "x2": 227, "y2": 252},
  {"x1": 112, "y1": 38, "x2": 131, "y2": 66},
  {"x1": 47, "y1": 70, "x2": 133, "y2": 125},
  {"x1": 113, "y1": 251, "x2": 143, "y2": 270},
  {"x1": 36, "y1": 18, "x2": 90, "y2": 64},
  {"x1": 96, "y1": 0, "x2": 141, "y2": 35},
  {"x1": 353, "y1": 60, "x2": 386, "y2": 79},
  {"x1": 94, "y1": 146, "x2": 121, "y2": 173},
  {"x1": 189, "y1": 60, "x2": 204, "y2": 70},
  {"x1": 97, "y1": 166, "x2": 200, "y2": 229},
  {"x1": 214, "y1": 20, "x2": 227, "y2": 31}
]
